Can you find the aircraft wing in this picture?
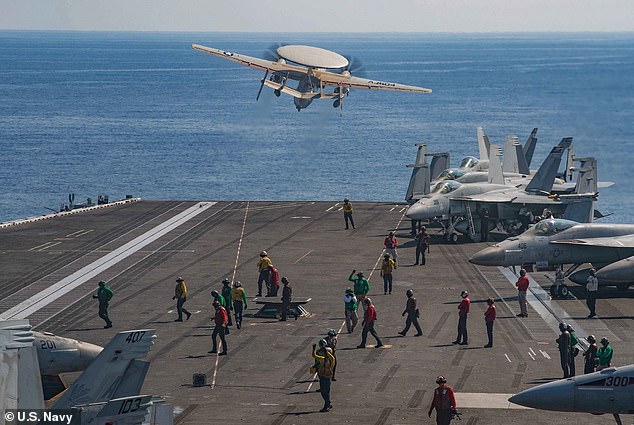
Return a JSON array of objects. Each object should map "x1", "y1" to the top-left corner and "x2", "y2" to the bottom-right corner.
[
  {"x1": 451, "y1": 193, "x2": 518, "y2": 204},
  {"x1": 192, "y1": 44, "x2": 309, "y2": 75},
  {"x1": 313, "y1": 69, "x2": 432, "y2": 93},
  {"x1": 551, "y1": 234, "x2": 634, "y2": 248}
]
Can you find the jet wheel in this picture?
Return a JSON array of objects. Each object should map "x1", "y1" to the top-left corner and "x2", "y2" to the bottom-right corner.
[
  {"x1": 274, "y1": 89, "x2": 281, "y2": 97},
  {"x1": 559, "y1": 285, "x2": 569, "y2": 297},
  {"x1": 550, "y1": 285, "x2": 558, "y2": 297},
  {"x1": 450, "y1": 233, "x2": 458, "y2": 243}
]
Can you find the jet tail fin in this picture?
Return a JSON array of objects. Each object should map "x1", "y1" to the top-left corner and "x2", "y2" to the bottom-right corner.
[
  {"x1": 573, "y1": 157, "x2": 598, "y2": 194},
  {"x1": 487, "y1": 144, "x2": 505, "y2": 185},
  {"x1": 0, "y1": 320, "x2": 45, "y2": 413},
  {"x1": 502, "y1": 136, "x2": 519, "y2": 173},
  {"x1": 428, "y1": 152, "x2": 450, "y2": 180},
  {"x1": 72, "y1": 395, "x2": 155, "y2": 425},
  {"x1": 525, "y1": 137, "x2": 572, "y2": 194},
  {"x1": 53, "y1": 329, "x2": 157, "y2": 409},
  {"x1": 477, "y1": 127, "x2": 491, "y2": 161},
  {"x1": 405, "y1": 144, "x2": 431, "y2": 202},
  {"x1": 562, "y1": 198, "x2": 595, "y2": 223},
  {"x1": 523, "y1": 128, "x2": 538, "y2": 167}
]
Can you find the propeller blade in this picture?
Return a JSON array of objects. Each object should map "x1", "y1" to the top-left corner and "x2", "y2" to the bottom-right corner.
[
  {"x1": 344, "y1": 55, "x2": 366, "y2": 77},
  {"x1": 256, "y1": 70, "x2": 269, "y2": 101}
]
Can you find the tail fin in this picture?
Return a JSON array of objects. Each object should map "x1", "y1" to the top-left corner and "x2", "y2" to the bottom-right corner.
[
  {"x1": 53, "y1": 329, "x2": 157, "y2": 409},
  {"x1": 477, "y1": 127, "x2": 491, "y2": 161},
  {"x1": 573, "y1": 157, "x2": 598, "y2": 194},
  {"x1": 72, "y1": 395, "x2": 154, "y2": 425},
  {"x1": 523, "y1": 128, "x2": 538, "y2": 167},
  {"x1": 405, "y1": 144, "x2": 430, "y2": 202},
  {"x1": 562, "y1": 198, "x2": 595, "y2": 223},
  {"x1": 427, "y1": 152, "x2": 451, "y2": 180},
  {"x1": 502, "y1": 136, "x2": 520, "y2": 173},
  {"x1": 525, "y1": 137, "x2": 572, "y2": 194},
  {"x1": 0, "y1": 320, "x2": 45, "y2": 412},
  {"x1": 487, "y1": 144, "x2": 504, "y2": 185}
]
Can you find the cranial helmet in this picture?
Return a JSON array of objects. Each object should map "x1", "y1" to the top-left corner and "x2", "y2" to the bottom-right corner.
[
  {"x1": 345, "y1": 287, "x2": 353, "y2": 293},
  {"x1": 436, "y1": 375, "x2": 447, "y2": 384},
  {"x1": 234, "y1": 281, "x2": 242, "y2": 288},
  {"x1": 211, "y1": 290, "x2": 219, "y2": 297},
  {"x1": 559, "y1": 322, "x2": 567, "y2": 331},
  {"x1": 461, "y1": 290, "x2": 468, "y2": 298},
  {"x1": 566, "y1": 324, "x2": 574, "y2": 332},
  {"x1": 520, "y1": 269, "x2": 527, "y2": 276},
  {"x1": 222, "y1": 278, "x2": 230, "y2": 284},
  {"x1": 406, "y1": 289, "x2": 414, "y2": 297},
  {"x1": 327, "y1": 329, "x2": 336, "y2": 337},
  {"x1": 318, "y1": 339, "x2": 328, "y2": 348},
  {"x1": 487, "y1": 297, "x2": 494, "y2": 305},
  {"x1": 587, "y1": 335, "x2": 596, "y2": 343},
  {"x1": 260, "y1": 250, "x2": 267, "y2": 256},
  {"x1": 601, "y1": 337, "x2": 609, "y2": 345},
  {"x1": 281, "y1": 276, "x2": 289, "y2": 284},
  {"x1": 364, "y1": 297, "x2": 372, "y2": 305}
]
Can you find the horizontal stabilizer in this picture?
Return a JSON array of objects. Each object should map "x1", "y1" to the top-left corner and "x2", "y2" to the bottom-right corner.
[
  {"x1": 523, "y1": 128, "x2": 538, "y2": 167},
  {"x1": 73, "y1": 395, "x2": 154, "y2": 425}
]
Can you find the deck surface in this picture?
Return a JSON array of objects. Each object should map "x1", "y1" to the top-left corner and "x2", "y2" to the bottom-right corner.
[{"x1": 1, "y1": 200, "x2": 632, "y2": 425}]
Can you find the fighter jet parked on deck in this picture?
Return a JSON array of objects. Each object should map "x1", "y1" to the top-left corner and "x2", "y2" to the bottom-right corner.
[
  {"x1": 469, "y1": 218, "x2": 634, "y2": 291},
  {"x1": 509, "y1": 364, "x2": 634, "y2": 425},
  {"x1": 192, "y1": 44, "x2": 431, "y2": 111}
]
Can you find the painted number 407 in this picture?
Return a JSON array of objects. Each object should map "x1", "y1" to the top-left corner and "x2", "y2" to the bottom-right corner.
[{"x1": 125, "y1": 331, "x2": 146, "y2": 343}]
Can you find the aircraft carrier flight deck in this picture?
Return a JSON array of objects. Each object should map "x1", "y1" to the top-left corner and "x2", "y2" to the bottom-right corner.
[{"x1": 1, "y1": 200, "x2": 632, "y2": 424}]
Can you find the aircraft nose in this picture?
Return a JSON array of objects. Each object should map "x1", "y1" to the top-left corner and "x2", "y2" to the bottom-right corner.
[
  {"x1": 405, "y1": 203, "x2": 424, "y2": 220},
  {"x1": 509, "y1": 379, "x2": 575, "y2": 411},
  {"x1": 77, "y1": 341, "x2": 103, "y2": 368},
  {"x1": 469, "y1": 245, "x2": 506, "y2": 266},
  {"x1": 596, "y1": 256, "x2": 634, "y2": 283}
]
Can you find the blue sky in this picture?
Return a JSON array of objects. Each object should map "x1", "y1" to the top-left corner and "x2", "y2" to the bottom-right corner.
[{"x1": 2, "y1": 0, "x2": 634, "y2": 32}]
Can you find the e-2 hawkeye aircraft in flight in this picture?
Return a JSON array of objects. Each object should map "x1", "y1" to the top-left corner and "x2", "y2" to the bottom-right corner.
[{"x1": 192, "y1": 43, "x2": 432, "y2": 111}]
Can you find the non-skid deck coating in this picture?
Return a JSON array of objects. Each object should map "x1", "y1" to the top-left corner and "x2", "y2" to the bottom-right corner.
[{"x1": 1, "y1": 200, "x2": 632, "y2": 425}]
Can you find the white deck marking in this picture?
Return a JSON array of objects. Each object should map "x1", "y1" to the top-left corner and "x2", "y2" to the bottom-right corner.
[
  {"x1": 0, "y1": 202, "x2": 217, "y2": 320},
  {"x1": 455, "y1": 393, "x2": 531, "y2": 409},
  {"x1": 29, "y1": 241, "x2": 57, "y2": 251},
  {"x1": 73, "y1": 229, "x2": 94, "y2": 237},
  {"x1": 540, "y1": 350, "x2": 551, "y2": 360},
  {"x1": 38, "y1": 241, "x2": 61, "y2": 251},
  {"x1": 294, "y1": 250, "x2": 313, "y2": 264},
  {"x1": 325, "y1": 202, "x2": 340, "y2": 212},
  {"x1": 399, "y1": 207, "x2": 406, "y2": 213},
  {"x1": 65, "y1": 229, "x2": 87, "y2": 237},
  {"x1": 505, "y1": 354, "x2": 512, "y2": 362},
  {"x1": 389, "y1": 207, "x2": 395, "y2": 212},
  {"x1": 337, "y1": 207, "x2": 343, "y2": 211},
  {"x1": 529, "y1": 347, "x2": 536, "y2": 357},
  {"x1": 528, "y1": 351, "x2": 536, "y2": 361}
]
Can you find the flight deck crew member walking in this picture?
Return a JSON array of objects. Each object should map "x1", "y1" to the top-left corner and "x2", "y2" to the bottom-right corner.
[
  {"x1": 343, "y1": 288, "x2": 358, "y2": 333},
  {"x1": 596, "y1": 337, "x2": 613, "y2": 371},
  {"x1": 348, "y1": 270, "x2": 370, "y2": 308},
  {"x1": 383, "y1": 232, "x2": 398, "y2": 265},
  {"x1": 280, "y1": 277, "x2": 293, "y2": 321},
  {"x1": 556, "y1": 322, "x2": 571, "y2": 378},
  {"x1": 172, "y1": 277, "x2": 191, "y2": 322},
  {"x1": 209, "y1": 300, "x2": 228, "y2": 355},
  {"x1": 343, "y1": 198, "x2": 355, "y2": 229},
  {"x1": 583, "y1": 335, "x2": 598, "y2": 374},
  {"x1": 357, "y1": 298, "x2": 383, "y2": 348},
  {"x1": 414, "y1": 226, "x2": 430, "y2": 265},
  {"x1": 221, "y1": 278, "x2": 233, "y2": 326},
  {"x1": 256, "y1": 251, "x2": 272, "y2": 297},
  {"x1": 380, "y1": 254, "x2": 397, "y2": 294},
  {"x1": 312, "y1": 339, "x2": 335, "y2": 412},
  {"x1": 428, "y1": 375, "x2": 456, "y2": 425},
  {"x1": 399, "y1": 289, "x2": 422, "y2": 336},
  {"x1": 567, "y1": 324, "x2": 579, "y2": 376},
  {"x1": 586, "y1": 268, "x2": 599, "y2": 318},
  {"x1": 484, "y1": 297, "x2": 496, "y2": 347},
  {"x1": 516, "y1": 269, "x2": 529, "y2": 317},
  {"x1": 211, "y1": 290, "x2": 228, "y2": 334},
  {"x1": 231, "y1": 281, "x2": 247, "y2": 329},
  {"x1": 452, "y1": 291, "x2": 470, "y2": 345},
  {"x1": 325, "y1": 329, "x2": 338, "y2": 381},
  {"x1": 93, "y1": 280, "x2": 113, "y2": 328}
]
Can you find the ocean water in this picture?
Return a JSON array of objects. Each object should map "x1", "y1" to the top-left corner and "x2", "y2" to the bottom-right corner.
[{"x1": 1, "y1": 31, "x2": 633, "y2": 223}]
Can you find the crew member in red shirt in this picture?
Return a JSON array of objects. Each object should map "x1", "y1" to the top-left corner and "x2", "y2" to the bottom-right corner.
[
  {"x1": 428, "y1": 375, "x2": 456, "y2": 425},
  {"x1": 452, "y1": 290, "x2": 470, "y2": 345},
  {"x1": 516, "y1": 269, "x2": 530, "y2": 317},
  {"x1": 484, "y1": 297, "x2": 496, "y2": 348},
  {"x1": 209, "y1": 300, "x2": 228, "y2": 355},
  {"x1": 357, "y1": 298, "x2": 383, "y2": 348}
]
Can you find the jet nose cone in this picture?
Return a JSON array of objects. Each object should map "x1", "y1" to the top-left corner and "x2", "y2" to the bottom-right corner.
[
  {"x1": 596, "y1": 256, "x2": 634, "y2": 283},
  {"x1": 509, "y1": 379, "x2": 575, "y2": 411},
  {"x1": 469, "y1": 245, "x2": 505, "y2": 266},
  {"x1": 405, "y1": 203, "x2": 424, "y2": 220},
  {"x1": 78, "y1": 341, "x2": 103, "y2": 368}
]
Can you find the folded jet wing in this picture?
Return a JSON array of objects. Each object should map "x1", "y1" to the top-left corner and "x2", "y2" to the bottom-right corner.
[{"x1": 551, "y1": 234, "x2": 634, "y2": 248}]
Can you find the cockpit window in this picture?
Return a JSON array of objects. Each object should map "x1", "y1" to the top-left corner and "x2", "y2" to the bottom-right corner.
[
  {"x1": 437, "y1": 169, "x2": 466, "y2": 180},
  {"x1": 431, "y1": 180, "x2": 461, "y2": 194},
  {"x1": 533, "y1": 219, "x2": 577, "y2": 236},
  {"x1": 459, "y1": 156, "x2": 479, "y2": 169}
]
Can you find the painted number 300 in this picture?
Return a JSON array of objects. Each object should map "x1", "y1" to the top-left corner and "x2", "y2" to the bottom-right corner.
[
  {"x1": 125, "y1": 331, "x2": 146, "y2": 343},
  {"x1": 605, "y1": 376, "x2": 630, "y2": 387}
]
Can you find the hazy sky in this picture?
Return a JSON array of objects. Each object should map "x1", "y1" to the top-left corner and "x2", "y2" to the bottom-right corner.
[{"x1": 2, "y1": 0, "x2": 634, "y2": 32}]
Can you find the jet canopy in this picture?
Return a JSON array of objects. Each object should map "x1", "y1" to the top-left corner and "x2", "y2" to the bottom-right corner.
[
  {"x1": 459, "y1": 156, "x2": 479, "y2": 169},
  {"x1": 437, "y1": 169, "x2": 466, "y2": 181},
  {"x1": 531, "y1": 218, "x2": 577, "y2": 236},
  {"x1": 431, "y1": 180, "x2": 461, "y2": 194}
]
